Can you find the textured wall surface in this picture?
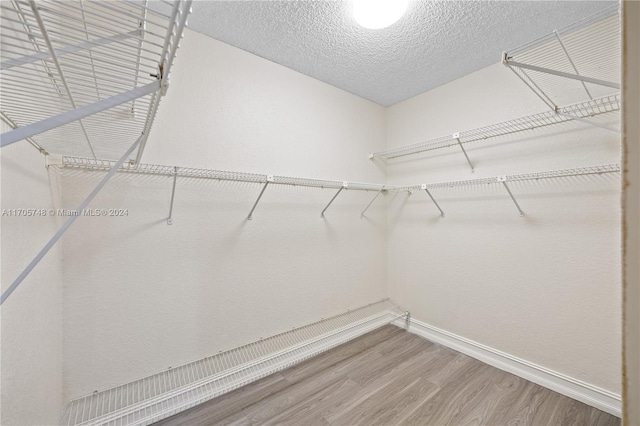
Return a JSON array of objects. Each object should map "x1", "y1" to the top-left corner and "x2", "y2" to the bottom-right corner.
[
  {"x1": 60, "y1": 29, "x2": 388, "y2": 399},
  {"x1": 385, "y1": 63, "x2": 622, "y2": 394},
  {"x1": 0, "y1": 126, "x2": 65, "y2": 424},
  {"x1": 2, "y1": 8, "x2": 624, "y2": 413},
  {"x1": 170, "y1": 0, "x2": 614, "y2": 106}
]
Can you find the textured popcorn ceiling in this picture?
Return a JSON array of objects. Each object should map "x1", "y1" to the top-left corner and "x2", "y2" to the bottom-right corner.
[{"x1": 180, "y1": 1, "x2": 615, "y2": 106}]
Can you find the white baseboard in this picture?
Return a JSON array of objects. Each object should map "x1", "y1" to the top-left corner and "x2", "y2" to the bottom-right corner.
[{"x1": 392, "y1": 317, "x2": 621, "y2": 417}]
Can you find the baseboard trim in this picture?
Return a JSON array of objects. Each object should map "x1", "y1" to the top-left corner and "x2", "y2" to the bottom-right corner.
[{"x1": 392, "y1": 317, "x2": 621, "y2": 417}]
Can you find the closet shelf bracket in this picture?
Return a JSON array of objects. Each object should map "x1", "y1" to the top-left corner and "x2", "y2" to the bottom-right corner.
[
  {"x1": 552, "y1": 30, "x2": 592, "y2": 100},
  {"x1": 0, "y1": 111, "x2": 46, "y2": 154},
  {"x1": 503, "y1": 59, "x2": 620, "y2": 90},
  {"x1": 167, "y1": 167, "x2": 178, "y2": 225},
  {"x1": 247, "y1": 175, "x2": 273, "y2": 221},
  {"x1": 321, "y1": 182, "x2": 348, "y2": 218},
  {"x1": 421, "y1": 184, "x2": 445, "y2": 218},
  {"x1": 454, "y1": 132, "x2": 474, "y2": 172},
  {"x1": 498, "y1": 176, "x2": 525, "y2": 217},
  {"x1": 360, "y1": 186, "x2": 385, "y2": 219},
  {"x1": 0, "y1": 81, "x2": 161, "y2": 147}
]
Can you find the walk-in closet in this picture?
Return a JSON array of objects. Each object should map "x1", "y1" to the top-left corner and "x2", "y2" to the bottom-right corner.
[{"x1": 1, "y1": 1, "x2": 639, "y2": 425}]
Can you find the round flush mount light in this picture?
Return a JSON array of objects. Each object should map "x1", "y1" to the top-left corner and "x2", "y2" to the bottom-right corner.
[{"x1": 352, "y1": 0, "x2": 409, "y2": 29}]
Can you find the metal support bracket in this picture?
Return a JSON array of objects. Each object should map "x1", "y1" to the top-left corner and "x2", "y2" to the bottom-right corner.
[
  {"x1": 321, "y1": 182, "x2": 348, "y2": 218},
  {"x1": 1, "y1": 81, "x2": 160, "y2": 147},
  {"x1": 498, "y1": 176, "x2": 525, "y2": 216},
  {"x1": 553, "y1": 31, "x2": 592, "y2": 100},
  {"x1": 504, "y1": 59, "x2": 620, "y2": 89},
  {"x1": 360, "y1": 186, "x2": 384, "y2": 218},
  {"x1": 167, "y1": 167, "x2": 178, "y2": 225},
  {"x1": 421, "y1": 184, "x2": 445, "y2": 218},
  {"x1": 247, "y1": 175, "x2": 273, "y2": 220},
  {"x1": 0, "y1": 134, "x2": 144, "y2": 305},
  {"x1": 453, "y1": 133, "x2": 474, "y2": 172},
  {"x1": 503, "y1": 53, "x2": 557, "y2": 110}
]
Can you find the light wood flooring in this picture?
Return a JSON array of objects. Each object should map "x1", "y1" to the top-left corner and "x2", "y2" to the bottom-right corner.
[{"x1": 155, "y1": 325, "x2": 620, "y2": 426}]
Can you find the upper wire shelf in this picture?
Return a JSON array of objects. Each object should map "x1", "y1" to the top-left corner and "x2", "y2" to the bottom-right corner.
[
  {"x1": 503, "y1": 5, "x2": 620, "y2": 109},
  {"x1": 370, "y1": 94, "x2": 620, "y2": 161},
  {"x1": 0, "y1": 0, "x2": 191, "y2": 162},
  {"x1": 60, "y1": 156, "x2": 389, "y2": 192}
]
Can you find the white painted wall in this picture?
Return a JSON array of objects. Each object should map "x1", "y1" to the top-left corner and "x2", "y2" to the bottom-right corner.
[
  {"x1": 0, "y1": 126, "x2": 65, "y2": 424},
  {"x1": 386, "y1": 63, "x2": 621, "y2": 394},
  {"x1": 60, "y1": 29, "x2": 388, "y2": 399},
  {"x1": 1, "y1": 13, "x2": 624, "y2": 416}
]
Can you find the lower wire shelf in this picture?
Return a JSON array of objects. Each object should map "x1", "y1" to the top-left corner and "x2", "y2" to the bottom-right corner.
[{"x1": 62, "y1": 299, "x2": 407, "y2": 426}]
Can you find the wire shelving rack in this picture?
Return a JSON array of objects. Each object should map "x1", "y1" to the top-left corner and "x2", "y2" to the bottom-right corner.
[
  {"x1": 503, "y1": 5, "x2": 620, "y2": 109},
  {"x1": 399, "y1": 164, "x2": 620, "y2": 218},
  {"x1": 61, "y1": 299, "x2": 407, "y2": 426},
  {"x1": 372, "y1": 6, "x2": 620, "y2": 165},
  {"x1": 370, "y1": 94, "x2": 620, "y2": 162},
  {"x1": 0, "y1": 0, "x2": 192, "y2": 162},
  {"x1": 59, "y1": 156, "x2": 622, "y2": 221}
]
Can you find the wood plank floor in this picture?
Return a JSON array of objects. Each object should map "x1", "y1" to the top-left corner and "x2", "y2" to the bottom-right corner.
[{"x1": 154, "y1": 325, "x2": 620, "y2": 426}]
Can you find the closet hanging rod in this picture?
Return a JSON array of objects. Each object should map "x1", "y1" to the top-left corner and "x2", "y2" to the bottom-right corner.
[
  {"x1": 59, "y1": 156, "x2": 392, "y2": 193},
  {"x1": 397, "y1": 164, "x2": 620, "y2": 192},
  {"x1": 370, "y1": 94, "x2": 619, "y2": 161}
]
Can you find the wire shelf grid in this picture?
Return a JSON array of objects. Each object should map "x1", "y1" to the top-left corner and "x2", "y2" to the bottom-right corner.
[
  {"x1": 62, "y1": 299, "x2": 406, "y2": 426},
  {"x1": 61, "y1": 157, "x2": 621, "y2": 196},
  {"x1": 504, "y1": 5, "x2": 620, "y2": 108},
  {"x1": 61, "y1": 156, "x2": 388, "y2": 191},
  {"x1": 1, "y1": 0, "x2": 191, "y2": 161},
  {"x1": 371, "y1": 94, "x2": 620, "y2": 161},
  {"x1": 398, "y1": 163, "x2": 621, "y2": 191}
]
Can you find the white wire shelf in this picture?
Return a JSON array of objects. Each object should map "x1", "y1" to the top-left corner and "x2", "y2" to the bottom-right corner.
[
  {"x1": 0, "y1": 0, "x2": 192, "y2": 162},
  {"x1": 370, "y1": 94, "x2": 620, "y2": 161},
  {"x1": 58, "y1": 156, "x2": 621, "y2": 221},
  {"x1": 399, "y1": 163, "x2": 620, "y2": 217},
  {"x1": 60, "y1": 156, "x2": 389, "y2": 192},
  {"x1": 503, "y1": 5, "x2": 620, "y2": 109},
  {"x1": 61, "y1": 299, "x2": 407, "y2": 426},
  {"x1": 399, "y1": 164, "x2": 620, "y2": 191}
]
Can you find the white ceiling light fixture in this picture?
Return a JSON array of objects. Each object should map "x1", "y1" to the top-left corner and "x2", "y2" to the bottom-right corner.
[{"x1": 352, "y1": 0, "x2": 409, "y2": 29}]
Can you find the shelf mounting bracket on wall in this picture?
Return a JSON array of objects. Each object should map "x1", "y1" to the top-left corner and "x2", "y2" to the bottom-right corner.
[
  {"x1": 167, "y1": 167, "x2": 178, "y2": 225},
  {"x1": 498, "y1": 176, "x2": 525, "y2": 216},
  {"x1": 247, "y1": 175, "x2": 273, "y2": 220},
  {"x1": 360, "y1": 186, "x2": 385, "y2": 219},
  {"x1": 421, "y1": 184, "x2": 445, "y2": 218},
  {"x1": 453, "y1": 133, "x2": 474, "y2": 172},
  {"x1": 503, "y1": 54, "x2": 557, "y2": 110},
  {"x1": 321, "y1": 182, "x2": 348, "y2": 218},
  {"x1": 504, "y1": 59, "x2": 620, "y2": 90}
]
